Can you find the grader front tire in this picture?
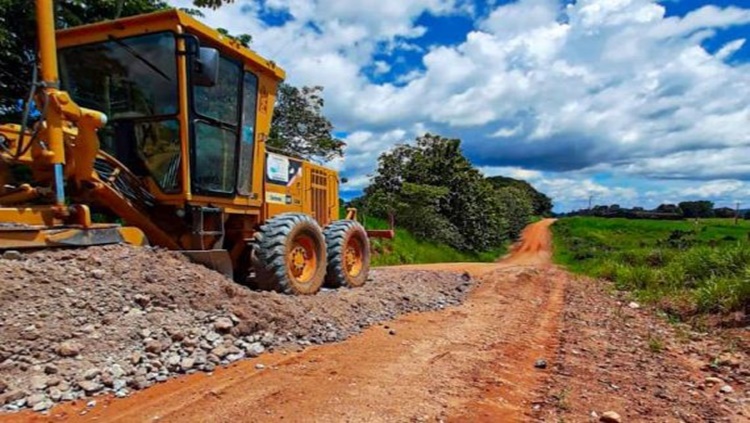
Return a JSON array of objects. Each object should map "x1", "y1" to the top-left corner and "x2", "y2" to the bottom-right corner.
[
  {"x1": 323, "y1": 220, "x2": 370, "y2": 288},
  {"x1": 254, "y1": 213, "x2": 327, "y2": 295}
]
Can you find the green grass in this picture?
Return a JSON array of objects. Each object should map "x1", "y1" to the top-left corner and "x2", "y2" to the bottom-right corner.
[
  {"x1": 553, "y1": 217, "x2": 750, "y2": 319},
  {"x1": 352, "y1": 212, "x2": 506, "y2": 266}
]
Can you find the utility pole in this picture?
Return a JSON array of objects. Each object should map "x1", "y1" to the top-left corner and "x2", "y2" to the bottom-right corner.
[{"x1": 735, "y1": 201, "x2": 741, "y2": 226}]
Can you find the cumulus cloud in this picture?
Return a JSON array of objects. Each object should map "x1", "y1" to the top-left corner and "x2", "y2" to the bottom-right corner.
[{"x1": 168, "y1": 0, "x2": 750, "y2": 210}]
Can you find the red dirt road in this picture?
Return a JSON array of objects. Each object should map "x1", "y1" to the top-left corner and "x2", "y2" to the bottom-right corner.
[{"x1": 17, "y1": 219, "x2": 563, "y2": 422}]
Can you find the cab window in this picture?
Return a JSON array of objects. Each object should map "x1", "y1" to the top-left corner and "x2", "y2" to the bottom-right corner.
[{"x1": 191, "y1": 55, "x2": 242, "y2": 194}]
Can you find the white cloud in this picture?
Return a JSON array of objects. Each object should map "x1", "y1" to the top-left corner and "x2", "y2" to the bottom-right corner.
[{"x1": 168, "y1": 0, "x2": 750, "y2": 209}]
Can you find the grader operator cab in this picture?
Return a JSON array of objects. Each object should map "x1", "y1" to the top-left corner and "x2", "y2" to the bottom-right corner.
[{"x1": 0, "y1": 1, "x2": 392, "y2": 294}]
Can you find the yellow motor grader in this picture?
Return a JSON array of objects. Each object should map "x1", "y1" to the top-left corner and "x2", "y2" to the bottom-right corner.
[{"x1": 0, "y1": 1, "x2": 392, "y2": 294}]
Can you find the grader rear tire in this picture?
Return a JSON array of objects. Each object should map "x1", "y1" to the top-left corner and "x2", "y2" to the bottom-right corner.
[
  {"x1": 253, "y1": 213, "x2": 327, "y2": 295},
  {"x1": 323, "y1": 220, "x2": 370, "y2": 288}
]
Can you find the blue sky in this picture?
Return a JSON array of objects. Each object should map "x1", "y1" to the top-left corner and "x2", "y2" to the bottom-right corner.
[{"x1": 170, "y1": 0, "x2": 750, "y2": 211}]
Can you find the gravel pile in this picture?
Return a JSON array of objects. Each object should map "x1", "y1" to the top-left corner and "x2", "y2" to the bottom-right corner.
[{"x1": 0, "y1": 246, "x2": 473, "y2": 413}]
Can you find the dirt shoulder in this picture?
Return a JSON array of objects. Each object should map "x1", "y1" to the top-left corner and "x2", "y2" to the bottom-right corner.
[{"x1": 537, "y1": 276, "x2": 750, "y2": 422}]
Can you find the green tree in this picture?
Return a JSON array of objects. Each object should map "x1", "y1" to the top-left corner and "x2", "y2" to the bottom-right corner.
[
  {"x1": 486, "y1": 175, "x2": 552, "y2": 216},
  {"x1": 0, "y1": 0, "x2": 172, "y2": 117},
  {"x1": 268, "y1": 84, "x2": 344, "y2": 161},
  {"x1": 678, "y1": 201, "x2": 715, "y2": 218},
  {"x1": 364, "y1": 133, "x2": 531, "y2": 251}
]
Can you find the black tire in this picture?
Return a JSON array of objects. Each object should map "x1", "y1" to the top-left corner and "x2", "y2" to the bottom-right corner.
[
  {"x1": 323, "y1": 220, "x2": 370, "y2": 288},
  {"x1": 253, "y1": 213, "x2": 327, "y2": 295}
]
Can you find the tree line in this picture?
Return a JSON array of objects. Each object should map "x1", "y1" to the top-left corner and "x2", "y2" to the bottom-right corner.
[
  {"x1": 565, "y1": 201, "x2": 749, "y2": 220},
  {"x1": 351, "y1": 134, "x2": 552, "y2": 252}
]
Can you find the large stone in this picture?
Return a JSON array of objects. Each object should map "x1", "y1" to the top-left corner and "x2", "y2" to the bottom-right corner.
[
  {"x1": 110, "y1": 364, "x2": 126, "y2": 379},
  {"x1": 213, "y1": 318, "x2": 234, "y2": 333},
  {"x1": 180, "y1": 357, "x2": 195, "y2": 372},
  {"x1": 144, "y1": 340, "x2": 164, "y2": 354},
  {"x1": 56, "y1": 341, "x2": 82, "y2": 357},
  {"x1": 83, "y1": 368, "x2": 100, "y2": 380},
  {"x1": 211, "y1": 345, "x2": 231, "y2": 359},
  {"x1": 600, "y1": 411, "x2": 622, "y2": 423},
  {"x1": 90, "y1": 269, "x2": 106, "y2": 280},
  {"x1": 30, "y1": 375, "x2": 47, "y2": 391},
  {"x1": 77, "y1": 380, "x2": 102, "y2": 395},
  {"x1": 1, "y1": 390, "x2": 26, "y2": 405},
  {"x1": 245, "y1": 342, "x2": 265, "y2": 358},
  {"x1": 48, "y1": 388, "x2": 62, "y2": 402},
  {"x1": 32, "y1": 399, "x2": 53, "y2": 412},
  {"x1": 26, "y1": 393, "x2": 46, "y2": 407}
]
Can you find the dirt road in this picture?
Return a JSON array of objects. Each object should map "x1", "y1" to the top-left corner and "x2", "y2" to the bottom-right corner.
[
  {"x1": 14, "y1": 219, "x2": 559, "y2": 422},
  {"x1": 11, "y1": 218, "x2": 749, "y2": 422}
]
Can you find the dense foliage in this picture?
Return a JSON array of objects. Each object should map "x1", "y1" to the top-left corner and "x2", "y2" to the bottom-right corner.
[
  {"x1": 268, "y1": 84, "x2": 344, "y2": 161},
  {"x1": 356, "y1": 134, "x2": 546, "y2": 252},
  {"x1": 486, "y1": 176, "x2": 552, "y2": 216},
  {"x1": 554, "y1": 217, "x2": 750, "y2": 322}
]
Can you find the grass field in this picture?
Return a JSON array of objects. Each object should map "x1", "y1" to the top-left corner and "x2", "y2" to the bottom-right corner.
[
  {"x1": 354, "y1": 213, "x2": 506, "y2": 266},
  {"x1": 553, "y1": 217, "x2": 750, "y2": 321}
]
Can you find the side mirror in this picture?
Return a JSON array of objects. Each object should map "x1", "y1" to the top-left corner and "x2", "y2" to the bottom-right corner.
[{"x1": 193, "y1": 47, "x2": 220, "y2": 87}]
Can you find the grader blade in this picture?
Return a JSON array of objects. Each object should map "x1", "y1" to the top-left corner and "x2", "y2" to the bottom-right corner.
[{"x1": 181, "y1": 249, "x2": 234, "y2": 278}]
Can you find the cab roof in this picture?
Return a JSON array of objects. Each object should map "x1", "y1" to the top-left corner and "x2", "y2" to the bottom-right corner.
[{"x1": 56, "y1": 9, "x2": 286, "y2": 81}]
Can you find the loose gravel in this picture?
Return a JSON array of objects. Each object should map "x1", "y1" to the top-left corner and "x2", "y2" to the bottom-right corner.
[{"x1": 0, "y1": 245, "x2": 473, "y2": 413}]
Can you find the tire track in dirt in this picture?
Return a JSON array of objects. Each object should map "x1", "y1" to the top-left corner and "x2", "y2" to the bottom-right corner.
[{"x1": 13, "y1": 219, "x2": 564, "y2": 422}]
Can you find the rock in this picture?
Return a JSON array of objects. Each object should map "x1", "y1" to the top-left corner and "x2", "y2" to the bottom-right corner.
[
  {"x1": 167, "y1": 355, "x2": 181, "y2": 368},
  {"x1": 110, "y1": 364, "x2": 125, "y2": 379},
  {"x1": 706, "y1": 377, "x2": 724, "y2": 385},
  {"x1": 90, "y1": 269, "x2": 106, "y2": 280},
  {"x1": 214, "y1": 317, "x2": 234, "y2": 333},
  {"x1": 44, "y1": 364, "x2": 58, "y2": 375},
  {"x1": 205, "y1": 331, "x2": 221, "y2": 343},
  {"x1": 77, "y1": 380, "x2": 102, "y2": 395},
  {"x1": 139, "y1": 329, "x2": 152, "y2": 339},
  {"x1": 1, "y1": 390, "x2": 26, "y2": 406},
  {"x1": 83, "y1": 368, "x2": 100, "y2": 380},
  {"x1": 100, "y1": 372, "x2": 114, "y2": 388},
  {"x1": 32, "y1": 399, "x2": 53, "y2": 412},
  {"x1": 60, "y1": 391, "x2": 75, "y2": 402},
  {"x1": 87, "y1": 400, "x2": 97, "y2": 408},
  {"x1": 115, "y1": 389, "x2": 128, "y2": 398},
  {"x1": 261, "y1": 333, "x2": 275, "y2": 347},
  {"x1": 26, "y1": 393, "x2": 46, "y2": 407},
  {"x1": 0, "y1": 380, "x2": 6, "y2": 394},
  {"x1": 48, "y1": 388, "x2": 62, "y2": 402},
  {"x1": 246, "y1": 342, "x2": 265, "y2": 358},
  {"x1": 113, "y1": 379, "x2": 127, "y2": 391},
  {"x1": 144, "y1": 340, "x2": 164, "y2": 354},
  {"x1": 56, "y1": 341, "x2": 82, "y2": 357},
  {"x1": 130, "y1": 351, "x2": 143, "y2": 365},
  {"x1": 2, "y1": 250, "x2": 23, "y2": 260},
  {"x1": 180, "y1": 357, "x2": 195, "y2": 372},
  {"x1": 628, "y1": 301, "x2": 640, "y2": 309},
  {"x1": 720, "y1": 385, "x2": 734, "y2": 394},
  {"x1": 133, "y1": 294, "x2": 150, "y2": 308},
  {"x1": 30, "y1": 375, "x2": 48, "y2": 390},
  {"x1": 388, "y1": 329, "x2": 396, "y2": 336},
  {"x1": 534, "y1": 359, "x2": 548, "y2": 369},
  {"x1": 600, "y1": 411, "x2": 622, "y2": 423},
  {"x1": 211, "y1": 345, "x2": 231, "y2": 359},
  {"x1": 255, "y1": 363, "x2": 266, "y2": 370}
]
